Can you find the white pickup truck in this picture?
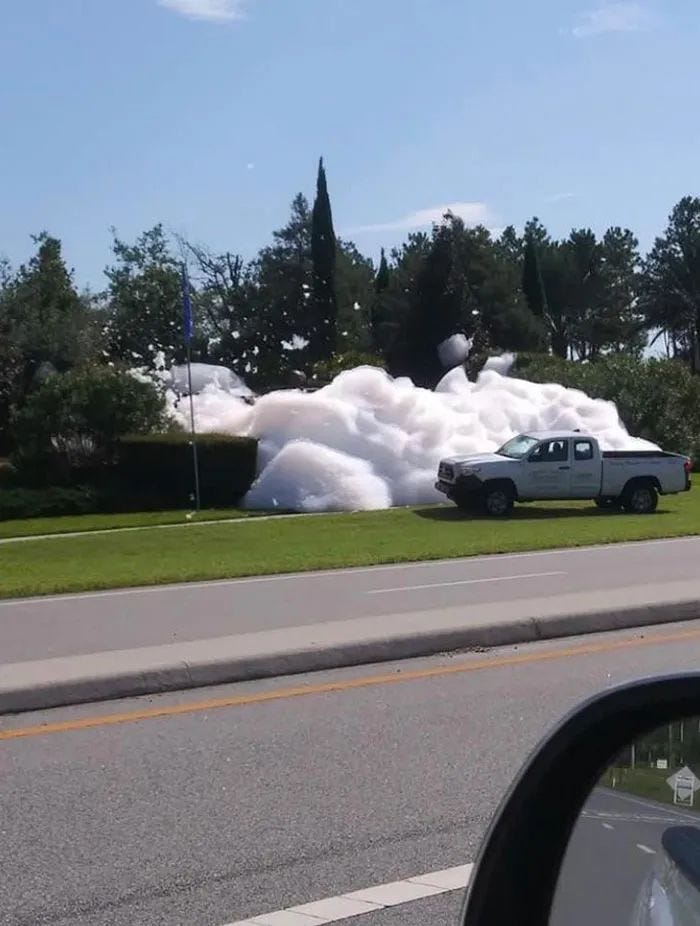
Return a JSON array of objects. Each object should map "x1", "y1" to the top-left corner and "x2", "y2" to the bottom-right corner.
[{"x1": 436, "y1": 430, "x2": 692, "y2": 516}]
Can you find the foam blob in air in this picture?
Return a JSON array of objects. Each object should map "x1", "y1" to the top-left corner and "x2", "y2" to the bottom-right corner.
[
  {"x1": 438, "y1": 334, "x2": 473, "y2": 368},
  {"x1": 167, "y1": 363, "x2": 252, "y2": 396},
  {"x1": 170, "y1": 360, "x2": 657, "y2": 512}
]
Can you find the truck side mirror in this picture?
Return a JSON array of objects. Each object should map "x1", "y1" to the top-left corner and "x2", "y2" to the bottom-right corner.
[{"x1": 459, "y1": 675, "x2": 700, "y2": 925}]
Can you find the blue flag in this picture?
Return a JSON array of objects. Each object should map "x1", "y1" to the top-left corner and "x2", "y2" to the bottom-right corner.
[{"x1": 181, "y1": 264, "x2": 193, "y2": 343}]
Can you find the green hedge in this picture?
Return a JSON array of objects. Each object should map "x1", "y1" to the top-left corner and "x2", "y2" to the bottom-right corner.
[
  {"x1": 0, "y1": 434, "x2": 258, "y2": 520},
  {"x1": 114, "y1": 432, "x2": 258, "y2": 509},
  {"x1": 0, "y1": 486, "x2": 100, "y2": 521}
]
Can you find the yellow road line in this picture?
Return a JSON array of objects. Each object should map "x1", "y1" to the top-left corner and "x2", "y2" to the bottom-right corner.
[{"x1": 2, "y1": 626, "x2": 700, "y2": 742}]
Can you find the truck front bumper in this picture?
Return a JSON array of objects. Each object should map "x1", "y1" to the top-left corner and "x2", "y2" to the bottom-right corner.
[{"x1": 435, "y1": 480, "x2": 455, "y2": 498}]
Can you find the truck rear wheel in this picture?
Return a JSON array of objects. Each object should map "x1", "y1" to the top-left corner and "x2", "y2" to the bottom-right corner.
[
  {"x1": 621, "y1": 484, "x2": 658, "y2": 514},
  {"x1": 482, "y1": 487, "x2": 514, "y2": 517}
]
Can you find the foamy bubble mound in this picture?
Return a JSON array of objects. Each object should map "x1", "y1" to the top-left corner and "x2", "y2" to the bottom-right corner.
[{"x1": 171, "y1": 359, "x2": 657, "y2": 512}]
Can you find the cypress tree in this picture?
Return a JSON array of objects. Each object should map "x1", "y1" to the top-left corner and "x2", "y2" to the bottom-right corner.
[
  {"x1": 375, "y1": 248, "x2": 390, "y2": 293},
  {"x1": 522, "y1": 234, "x2": 548, "y2": 318},
  {"x1": 309, "y1": 157, "x2": 337, "y2": 363}
]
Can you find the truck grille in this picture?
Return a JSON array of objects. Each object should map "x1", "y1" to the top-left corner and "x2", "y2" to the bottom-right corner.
[{"x1": 438, "y1": 462, "x2": 454, "y2": 481}]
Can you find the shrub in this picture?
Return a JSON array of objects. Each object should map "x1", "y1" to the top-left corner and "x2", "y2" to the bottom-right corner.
[
  {"x1": 514, "y1": 353, "x2": 700, "y2": 462},
  {"x1": 114, "y1": 432, "x2": 258, "y2": 509},
  {"x1": 0, "y1": 485, "x2": 100, "y2": 521},
  {"x1": 13, "y1": 366, "x2": 173, "y2": 481}
]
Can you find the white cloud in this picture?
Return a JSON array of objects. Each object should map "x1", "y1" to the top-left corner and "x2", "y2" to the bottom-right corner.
[
  {"x1": 546, "y1": 192, "x2": 577, "y2": 203},
  {"x1": 570, "y1": 3, "x2": 654, "y2": 38},
  {"x1": 159, "y1": 0, "x2": 248, "y2": 23},
  {"x1": 350, "y1": 201, "x2": 493, "y2": 235}
]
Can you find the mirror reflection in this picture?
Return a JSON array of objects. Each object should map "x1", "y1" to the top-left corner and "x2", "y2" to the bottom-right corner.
[{"x1": 551, "y1": 718, "x2": 700, "y2": 925}]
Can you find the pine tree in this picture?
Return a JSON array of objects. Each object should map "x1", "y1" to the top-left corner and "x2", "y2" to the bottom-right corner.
[
  {"x1": 375, "y1": 248, "x2": 390, "y2": 293},
  {"x1": 370, "y1": 247, "x2": 390, "y2": 351},
  {"x1": 309, "y1": 157, "x2": 338, "y2": 364},
  {"x1": 522, "y1": 234, "x2": 548, "y2": 319},
  {"x1": 395, "y1": 220, "x2": 463, "y2": 387}
]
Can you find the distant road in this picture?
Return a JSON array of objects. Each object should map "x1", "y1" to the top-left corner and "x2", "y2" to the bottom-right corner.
[
  {"x1": 552, "y1": 787, "x2": 700, "y2": 925},
  {"x1": 1, "y1": 536, "x2": 699, "y2": 664}
]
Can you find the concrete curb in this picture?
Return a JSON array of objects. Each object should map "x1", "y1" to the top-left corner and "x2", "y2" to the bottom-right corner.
[{"x1": 2, "y1": 594, "x2": 700, "y2": 714}]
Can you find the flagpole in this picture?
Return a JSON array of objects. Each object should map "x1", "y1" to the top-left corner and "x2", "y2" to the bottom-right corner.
[
  {"x1": 186, "y1": 339, "x2": 201, "y2": 512},
  {"x1": 182, "y1": 264, "x2": 201, "y2": 512}
]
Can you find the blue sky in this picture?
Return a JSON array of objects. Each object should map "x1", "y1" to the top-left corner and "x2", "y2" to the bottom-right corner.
[{"x1": 2, "y1": 0, "x2": 699, "y2": 288}]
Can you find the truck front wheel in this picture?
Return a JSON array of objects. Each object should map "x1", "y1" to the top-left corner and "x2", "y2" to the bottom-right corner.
[
  {"x1": 454, "y1": 493, "x2": 480, "y2": 514},
  {"x1": 621, "y1": 484, "x2": 658, "y2": 514},
  {"x1": 482, "y1": 487, "x2": 514, "y2": 517}
]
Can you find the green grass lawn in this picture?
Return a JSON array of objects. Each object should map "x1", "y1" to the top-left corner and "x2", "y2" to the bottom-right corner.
[
  {"x1": 1, "y1": 491, "x2": 698, "y2": 599},
  {"x1": 601, "y1": 766, "x2": 690, "y2": 809},
  {"x1": 0, "y1": 507, "x2": 266, "y2": 540}
]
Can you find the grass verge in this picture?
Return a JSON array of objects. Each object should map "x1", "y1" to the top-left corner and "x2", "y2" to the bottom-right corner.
[
  {"x1": 2, "y1": 494, "x2": 699, "y2": 599},
  {"x1": 600, "y1": 767, "x2": 694, "y2": 811},
  {"x1": 0, "y1": 508, "x2": 264, "y2": 539}
]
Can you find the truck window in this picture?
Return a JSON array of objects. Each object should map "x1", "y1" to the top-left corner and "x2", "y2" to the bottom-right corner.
[
  {"x1": 574, "y1": 440, "x2": 594, "y2": 461},
  {"x1": 529, "y1": 440, "x2": 568, "y2": 463}
]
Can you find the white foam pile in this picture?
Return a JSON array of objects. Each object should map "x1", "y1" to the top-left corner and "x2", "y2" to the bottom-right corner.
[{"x1": 168, "y1": 359, "x2": 657, "y2": 512}]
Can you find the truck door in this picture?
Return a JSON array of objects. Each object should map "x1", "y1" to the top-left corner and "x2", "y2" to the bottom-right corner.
[
  {"x1": 569, "y1": 439, "x2": 601, "y2": 498},
  {"x1": 522, "y1": 439, "x2": 571, "y2": 498}
]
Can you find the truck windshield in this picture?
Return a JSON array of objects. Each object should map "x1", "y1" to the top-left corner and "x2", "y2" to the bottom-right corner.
[{"x1": 497, "y1": 435, "x2": 540, "y2": 459}]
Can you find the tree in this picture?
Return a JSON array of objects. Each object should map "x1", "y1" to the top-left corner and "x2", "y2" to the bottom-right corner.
[
  {"x1": 370, "y1": 248, "x2": 390, "y2": 351},
  {"x1": 391, "y1": 217, "x2": 464, "y2": 386},
  {"x1": 250, "y1": 193, "x2": 313, "y2": 386},
  {"x1": 515, "y1": 353, "x2": 700, "y2": 462},
  {"x1": 309, "y1": 158, "x2": 338, "y2": 364},
  {"x1": 376, "y1": 248, "x2": 390, "y2": 292},
  {"x1": 370, "y1": 234, "x2": 430, "y2": 366},
  {"x1": 13, "y1": 366, "x2": 171, "y2": 474},
  {"x1": 105, "y1": 225, "x2": 183, "y2": 372},
  {"x1": 641, "y1": 196, "x2": 700, "y2": 372},
  {"x1": 454, "y1": 223, "x2": 544, "y2": 356},
  {"x1": 179, "y1": 239, "x2": 254, "y2": 373},
  {"x1": 495, "y1": 225, "x2": 523, "y2": 265},
  {"x1": 522, "y1": 234, "x2": 548, "y2": 319},
  {"x1": 335, "y1": 239, "x2": 375, "y2": 354},
  {"x1": 0, "y1": 258, "x2": 21, "y2": 452},
  {"x1": 564, "y1": 228, "x2": 604, "y2": 360},
  {"x1": 0, "y1": 235, "x2": 100, "y2": 451},
  {"x1": 596, "y1": 228, "x2": 645, "y2": 357}
]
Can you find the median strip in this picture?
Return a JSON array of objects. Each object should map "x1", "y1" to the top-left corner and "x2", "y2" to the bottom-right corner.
[{"x1": 2, "y1": 581, "x2": 700, "y2": 714}]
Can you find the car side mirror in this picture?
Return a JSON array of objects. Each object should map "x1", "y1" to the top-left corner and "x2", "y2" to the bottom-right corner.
[{"x1": 459, "y1": 675, "x2": 700, "y2": 925}]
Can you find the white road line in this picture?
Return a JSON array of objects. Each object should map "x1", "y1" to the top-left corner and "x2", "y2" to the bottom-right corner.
[
  {"x1": 1, "y1": 536, "x2": 697, "y2": 607},
  {"x1": 367, "y1": 571, "x2": 565, "y2": 594},
  {"x1": 223, "y1": 863, "x2": 474, "y2": 925},
  {"x1": 602, "y1": 823, "x2": 614, "y2": 830},
  {"x1": 600, "y1": 788, "x2": 700, "y2": 824},
  {"x1": 637, "y1": 844, "x2": 656, "y2": 855}
]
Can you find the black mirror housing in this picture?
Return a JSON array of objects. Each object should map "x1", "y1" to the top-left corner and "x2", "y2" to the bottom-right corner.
[{"x1": 460, "y1": 674, "x2": 700, "y2": 926}]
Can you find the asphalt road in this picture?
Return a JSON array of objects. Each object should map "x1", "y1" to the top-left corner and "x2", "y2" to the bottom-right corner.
[
  {"x1": 5, "y1": 618, "x2": 700, "y2": 925},
  {"x1": 2, "y1": 536, "x2": 700, "y2": 663},
  {"x1": 551, "y1": 788, "x2": 700, "y2": 925}
]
